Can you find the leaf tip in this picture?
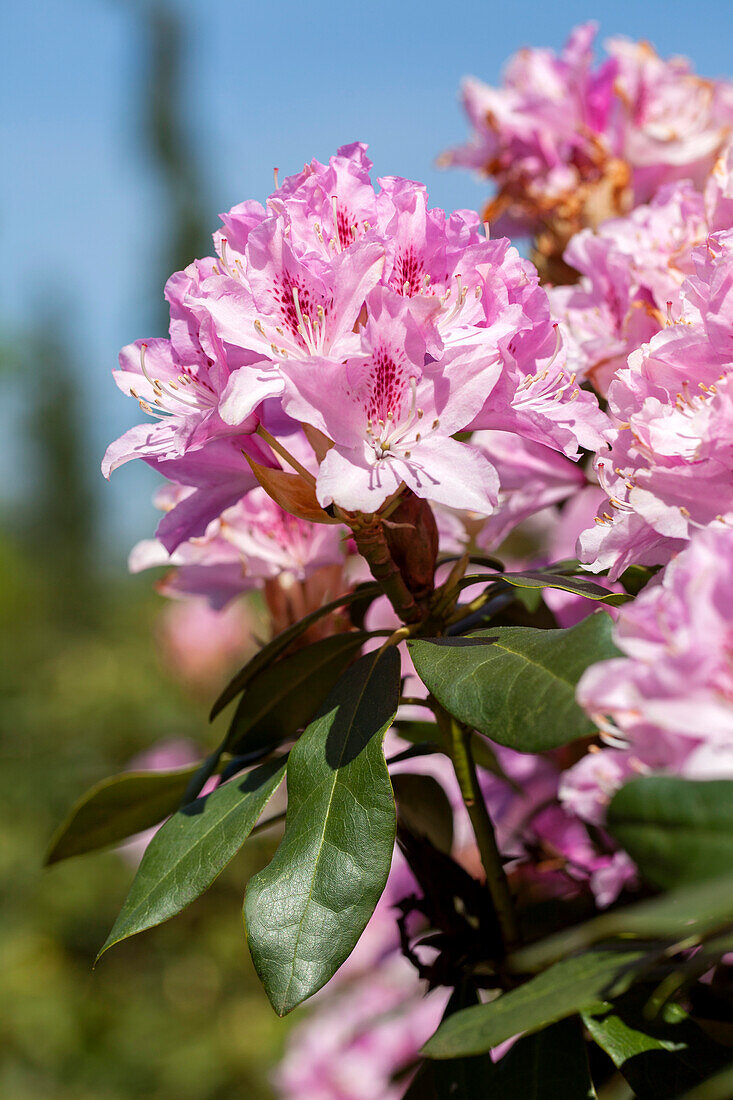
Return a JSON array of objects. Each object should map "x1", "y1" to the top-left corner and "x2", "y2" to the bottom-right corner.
[{"x1": 43, "y1": 843, "x2": 60, "y2": 867}]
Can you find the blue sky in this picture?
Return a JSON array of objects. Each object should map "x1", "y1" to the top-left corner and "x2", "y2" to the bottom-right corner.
[{"x1": 4, "y1": 0, "x2": 733, "y2": 561}]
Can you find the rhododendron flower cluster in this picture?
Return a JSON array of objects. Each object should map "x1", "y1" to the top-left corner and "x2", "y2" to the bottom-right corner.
[
  {"x1": 445, "y1": 23, "x2": 733, "y2": 275},
  {"x1": 578, "y1": 227, "x2": 733, "y2": 578},
  {"x1": 54, "y1": 26, "x2": 733, "y2": 1100},
  {"x1": 105, "y1": 142, "x2": 604, "y2": 542}
]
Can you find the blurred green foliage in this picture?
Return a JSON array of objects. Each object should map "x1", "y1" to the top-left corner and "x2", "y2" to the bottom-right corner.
[
  {"x1": 0, "y1": 342, "x2": 289, "y2": 1096},
  {"x1": 0, "y1": 3, "x2": 291, "y2": 1091}
]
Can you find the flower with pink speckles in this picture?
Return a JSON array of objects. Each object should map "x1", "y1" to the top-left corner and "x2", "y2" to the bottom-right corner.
[{"x1": 108, "y1": 142, "x2": 604, "y2": 536}]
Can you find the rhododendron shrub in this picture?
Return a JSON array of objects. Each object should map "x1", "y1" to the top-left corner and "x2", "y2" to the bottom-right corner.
[{"x1": 50, "y1": 34, "x2": 733, "y2": 1099}]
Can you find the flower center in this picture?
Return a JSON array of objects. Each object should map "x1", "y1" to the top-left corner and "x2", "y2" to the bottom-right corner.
[{"x1": 130, "y1": 344, "x2": 218, "y2": 420}]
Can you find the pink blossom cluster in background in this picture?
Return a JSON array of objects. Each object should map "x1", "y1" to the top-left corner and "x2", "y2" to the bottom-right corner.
[
  {"x1": 576, "y1": 223, "x2": 733, "y2": 578},
  {"x1": 444, "y1": 22, "x2": 733, "y2": 274}
]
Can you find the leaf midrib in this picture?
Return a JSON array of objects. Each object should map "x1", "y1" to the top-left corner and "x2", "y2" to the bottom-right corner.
[
  {"x1": 465, "y1": 635, "x2": 578, "y2": 692},
  {"x1": 276, "y1": 652, "x2": 383, "y2": 1014},
  {"x1": 102, "y1": 767, "x2": 283, "y2": 953}
]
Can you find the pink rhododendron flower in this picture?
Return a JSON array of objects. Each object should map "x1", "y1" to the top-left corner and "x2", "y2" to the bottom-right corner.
[
  {"x1": 551, "y1": 181, "x2": 708, "y2": 395},
  {"x1": 130, "y1": 482, "x2": 346, "y2": 609},
  {"x1": 204, "y1": 222, "x2": 386, "y2": 427},
  {"x1": 200, "y1": 146, "x2": 602, "y2": 510},
  {"x1": 280, "y1": 287, "x2": 503, "y2": 513},
  {"x1": 443, "y1": 24, "x2": 626, "y2": 241},
  {"x1": 564, "y1": 527, "x2": 733, "y2": 834},
  {"x1": 157, "y1": 599, "x2": 256, "y2": 694},
  {"x1": 275, "y1": 956, "x2": 448, "y2": 1100},
  {"x1": 579, "y1": 230, "x2": 733, "y2": 578},
  {"x1": 147, "y1": 435, "x2": 275, "y2": 553},
  {"x1": 109, "y1": 142, "x2": 604, "y2": 543},
  {"x1": 609, "y1": 36, "x2": 733, "y2": 201},
  {"x1": 705, "y1": 140, "x2": 733, "y2": 231},
  {"x1": 432, "y1": 430, "x2": 587, "y2": 553},
  {"x1": 103, "y1": 260, "x2": 264, "y2": 476}
]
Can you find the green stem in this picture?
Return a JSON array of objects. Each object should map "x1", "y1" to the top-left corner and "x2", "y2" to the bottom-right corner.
[
  {"x1": 352, "y1": 518, "x2": 422, "y2": 624},
  {"x1": 443, "y1": 711, "x2": 519, "y2": 951}
]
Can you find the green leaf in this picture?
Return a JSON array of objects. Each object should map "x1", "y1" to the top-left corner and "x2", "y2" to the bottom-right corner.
[
  {"x1": 423, "y1": 946, "x2": 650, "y2": 1058},
  {"x1": 412, "y1": 1010, "x2": 595, "y2": 1098},
  {"x1": 679, "y1": 1063, "x2": 733, "y2": 1100},
  {"x1": 618, "y1": 564, "x2": 656, "y2": 596},
  {"x1": 485, "y1": 1018, "x2": 596, "y2": 1099},
  {"x1": 244, "y1": 648, "x2": 400, "y2": 1015},
  {"x1": 225, "y1": 632, "x2": 369, "y2": 755},
  {"x1": 210, "y1": 584, "x2": 381, "y2": 719},
  {"x1": 608, "y1": 777, "x2": 733, "y2": 890},
  {"x1": 409, "y1": 614, "x2": 618, "y2": 752},
  {"x1": 96, "y1": 758, "x2": 285, "y2": 960},
  {"x1": 45, "y1": 765, "x2": 201, "y2": 864},
  {"x1": 499, "y1": 571, "x2": 626, "y2": 604},
  {"x1": 393, "y1": 719, "x2": 443, "y2": 747},
  {"x1": 512, "y1": 870, "x2": 733, "y2": 974},
  {"x1": 583, "y1": 988, "x2": 731, "y2": 1099},
  {"x1": 393, "y1": 773, "x2": 453, "y2": 854},
  {"x1": 402, "y1": 984, "x2": 497, "y2": 1099}
]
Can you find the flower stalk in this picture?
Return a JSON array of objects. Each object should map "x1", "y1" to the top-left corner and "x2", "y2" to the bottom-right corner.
[
  {"x1": 351, "y1": 515, "x2": 423, "y2": 624},
  {"x1": 440, "y1": 708, "x2": 519, "y2": 952}
]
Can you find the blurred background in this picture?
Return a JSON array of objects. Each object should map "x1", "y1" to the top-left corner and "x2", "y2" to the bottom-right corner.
[{"x1": 2, "y1": 1, "x2": 732, "y2": 1095}]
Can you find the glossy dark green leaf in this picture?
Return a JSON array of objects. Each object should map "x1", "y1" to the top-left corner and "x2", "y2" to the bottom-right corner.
[
  {"x1": 483, "y1": 1018, "x2": 596, "y2": 1098},
  {"x1": 423, "y1": 946, "x2": 650, "y2": 1058},
  {"x1": 583, "y1": 989, "x2": 731, "y2": 1099},
  {"x1": 97, "y1": 758, "x2": 285, "y2": 960},
  {"x1": 409, "y1": 614, "x2": 619, "y2": 752},
  {"x1": 393, "y1": 773, "x2": 453, "y2": 854},
  {"x1": 608, "y1": 778, "x2": 733, "y2": 889},
  {"x1": 210, "y1": 584, "x2": 381, "y2": 719},
  {"x1": 402, "y1": 984, "x2": 497, "y2": 1099},
  {"x1": 412, "y1": 1005, "x2": 595, "y2": 1097},
  {"x1": 244, "y1": 648, "x2": 400, "y2": 1015},
  {"x1": 512, "y1": 870, "x2": 733, "y2": 974},
  {"x1": 618, "y1": 564, "x2": 657, "y2": 596},
  {"x1": 45, "y1": 765, "x2": 201, "y2": 864},
  {"x1": 499, "y1": 571, "x2": 626, "y2": 604},
  {"x1": 225, "y1": 631, "x2": 368, "y2": 755}
]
